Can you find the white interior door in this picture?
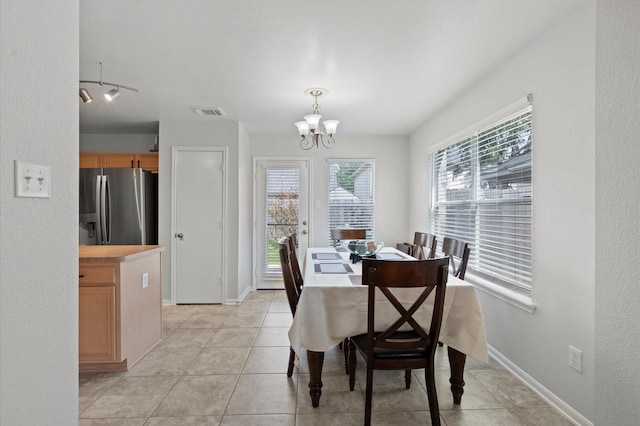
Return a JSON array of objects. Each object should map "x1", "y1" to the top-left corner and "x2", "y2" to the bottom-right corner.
[
  {"x1": 254, "y1": 158, "x2": 311, "y2": 289},
  {"x1": 173, "y1": 148, "x2": 225, "y2": 303}
]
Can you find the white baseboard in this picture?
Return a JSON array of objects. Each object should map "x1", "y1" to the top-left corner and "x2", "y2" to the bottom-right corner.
[
  {"x1": 162, "y1": 299, "x2": 172, "y2": 305},
  {"x1": 226, "y1": 286, "x2": 251, "y2": 305},
  {"x1": 488, "y1": 345, "x2": 593, "y2": 426}
]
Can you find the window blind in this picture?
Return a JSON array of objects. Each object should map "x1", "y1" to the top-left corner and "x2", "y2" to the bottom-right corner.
[
  {"x1": 328, "y1": 160, "x2": 375, "y2": 244},
  {"x1": 261, "y1": 167, "x2": 300, "y2": 275},
  {"x1": 431, "y1": 103, "x2": 532, "y2": 292}
]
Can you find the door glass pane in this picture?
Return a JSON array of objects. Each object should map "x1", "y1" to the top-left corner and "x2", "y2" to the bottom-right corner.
[{"x1": 264, "y1": 168, "x2": 300, "y2": 274}]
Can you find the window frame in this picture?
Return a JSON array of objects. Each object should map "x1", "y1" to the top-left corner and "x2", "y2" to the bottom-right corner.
[
  {"x1": 327, "y1": 158, "x2": 376, "y2": 245},
  {"x1": 427, "y1": 95, "x2": 536, "y2": 313}
]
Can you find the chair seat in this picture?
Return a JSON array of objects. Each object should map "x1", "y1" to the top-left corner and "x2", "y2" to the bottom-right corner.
[{"x1": 351, "y1": 332, "x2": 434, "y2": 360}]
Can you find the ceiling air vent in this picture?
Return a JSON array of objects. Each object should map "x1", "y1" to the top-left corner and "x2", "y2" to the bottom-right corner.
[{"x1": 193, "y1": 106, "x2": 226, "y2": 116}]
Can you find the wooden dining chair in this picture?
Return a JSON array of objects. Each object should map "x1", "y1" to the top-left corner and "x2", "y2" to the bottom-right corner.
[
  {"x1": 348, "y1": 257, "x2": 449, "y2": 426},
  {"x1": 330, "y1": 228, "x2": 366, "y2": 247},
  {"x1": 287, "y1": 232, "x2": 304, "y2": 295},
  {"x1": 395, "y1": 242, "x2": 414, "y2": 256},
  {"x1": 441, "y1": 237, "x2": 470, "y2": 279},
  {"x1": 278, "y1": 237, "x2": 300, "y2": 377},
  {"x1": 413, "y1": 232, "x2": 437, "y2": 260}
]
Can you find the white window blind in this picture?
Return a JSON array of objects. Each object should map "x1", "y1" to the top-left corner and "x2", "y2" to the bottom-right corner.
[
  {"x1": 431, "y1": 101, "x2": 532, "y2": 293},
  {"x1": 328, "y1": 160, "x2": 375, "y2": 244},
  {"x1": 262, "y1": 167, "x2": 300, "y2": 275}
]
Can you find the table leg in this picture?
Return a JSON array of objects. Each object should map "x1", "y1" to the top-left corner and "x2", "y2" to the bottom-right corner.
[
  {"x1": 447, "y1": 346, "x2": 467, "y2": 404},
  {"x1": 307, "y1": 350, "x2": 325, "y2": 407}
]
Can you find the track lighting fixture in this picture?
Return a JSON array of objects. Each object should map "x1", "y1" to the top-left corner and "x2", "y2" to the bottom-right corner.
[
  {"x1": 79, "y1": 61, "x2": 138, "y2": 103},
  {"x1": 104, "y1": 87, "x2": 120, "y2": 102},
  {"x1": 79, "y1": 88, "x2": 93, "y2": 103}
]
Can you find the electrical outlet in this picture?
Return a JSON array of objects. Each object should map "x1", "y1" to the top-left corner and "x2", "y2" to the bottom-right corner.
[
  {"x1": 141, "y1": 272, "x2": 149, "y2": 289},
  {"x1": 569, "y1": 345, "x2": 582, "y2": 373}
]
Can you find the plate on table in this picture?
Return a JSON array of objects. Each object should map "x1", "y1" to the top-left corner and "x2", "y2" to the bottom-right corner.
[{"x1": 314, "y1": 263, "x2": 354, "y2": 274}]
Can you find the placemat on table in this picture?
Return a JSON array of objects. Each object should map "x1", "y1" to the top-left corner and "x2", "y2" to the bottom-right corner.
[
  {"x1": 314, "y1": 263, "x2": 353, "y2": 274},
  {"x1": 349, "y1": 275, "x2": 362, "y2": 285},
  {"x1": 312, "y1": 252, "x2": 343, "y2": 260}
]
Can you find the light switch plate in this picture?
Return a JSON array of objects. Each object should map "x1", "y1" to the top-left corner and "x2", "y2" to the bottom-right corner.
[{"x1": 15, "y1": 160, "x2": 51, "y2": 198}]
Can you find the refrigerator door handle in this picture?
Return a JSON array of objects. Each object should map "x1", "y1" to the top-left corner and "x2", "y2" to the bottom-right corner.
[
  {"x1": 96, "y1": 175, "x2": 104, "y2": 244},
  {"x1": 104, "y1": 176, "x2": 112, "y2": 244}
]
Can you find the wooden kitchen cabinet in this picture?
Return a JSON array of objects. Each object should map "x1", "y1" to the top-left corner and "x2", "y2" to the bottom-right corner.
[
  {"x1": 79, "y1": 152, "x2": 158, "y2": 172},
  {"x1": 79, "y1": 246, "x2": 165, "y2": 372},
  {"x1": 79, "y1": 285, "x2": 117, "y2": 362},
  {"x1": 103, "y1": 152, "x2": 136, "y2": 168},
  {"x1": 134, "y1": 153, "x2": 159, "y2": 172},
  {"x1": 79, "y1": 152, "x2": 102, "y2": 168}
]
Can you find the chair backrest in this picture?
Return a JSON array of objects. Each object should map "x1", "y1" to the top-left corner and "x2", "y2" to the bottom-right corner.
[
  {"x1": 413, "y1": 232, "x2": 437, "y2": 259},
  {"x1": 287, "y1": 232, "x2": 304, "y2": 294},
  {"x1": 441, "y1": 237, "x2": 470, "y2": 279},
  {"x1": 330, "y1": 228, "x2": 367, "y2": 246},
  {"x1": 278, "y1": 237, "x2": 299, "y2": 316},
  {"x1": 362, "y1": 258, "x2": 449, "y2": 358},
  {"x1": 395, "y1": 242, "x2": 414, "y2": 256}
]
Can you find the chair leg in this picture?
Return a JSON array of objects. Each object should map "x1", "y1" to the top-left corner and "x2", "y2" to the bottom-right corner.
[
  {"x1": 287, "y1": 346, "x2": 295, "y2": 377},
  {"x1": 348, "y1": 339, "x2": 357, "y2": 391},
  {"x1": 424, "y1": 364, "x2": 441, "y2": 426},
  {"x1": 404, "y1": 369, "x2": 412, "y2": 389},
  {"x1": 364, "y1": 365, "x2": 374, "y2": 426}
]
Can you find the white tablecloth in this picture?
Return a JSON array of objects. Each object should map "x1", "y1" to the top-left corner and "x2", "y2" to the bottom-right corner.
[{"x1": 288, "y1": 247, "x2": 488, "y2": 363}]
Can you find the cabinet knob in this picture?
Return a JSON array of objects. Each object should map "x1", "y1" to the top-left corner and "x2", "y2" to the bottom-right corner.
[{"x1": 175, "y1": 233, "x2": 184, "y2": 240}]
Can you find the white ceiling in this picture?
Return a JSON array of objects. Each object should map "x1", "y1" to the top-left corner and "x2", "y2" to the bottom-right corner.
[{"x1": 79, "y1": 0, "x2": 585, "y2": 135}]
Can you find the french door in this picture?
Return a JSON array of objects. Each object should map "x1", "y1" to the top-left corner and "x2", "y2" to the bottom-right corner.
[{"x1": 254, "y1": 158, "x2": 311, "y2": 289}]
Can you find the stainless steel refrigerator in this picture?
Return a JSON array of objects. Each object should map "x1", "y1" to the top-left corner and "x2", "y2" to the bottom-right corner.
[{"x1": 79, "y1": 168, "x2": 158, "y2": 245}]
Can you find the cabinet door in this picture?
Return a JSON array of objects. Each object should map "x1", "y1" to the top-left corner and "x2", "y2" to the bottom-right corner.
[
  {"x1": 80, "y1": 152, "x2": 102, "y2": 168},
  {"x1": 103, "y1": 153, "x2": 135, "y2": 168},
  {"x1": 79, "y1": 286, "x2": 117, "y2": 362},
  {"x1": 135, "y1": 153, "x2": 159, "y2": 172}
]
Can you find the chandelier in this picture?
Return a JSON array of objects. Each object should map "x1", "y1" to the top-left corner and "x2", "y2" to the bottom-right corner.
[{"x1": 294, "y1": 88, "x2": 339, "y2": 150}]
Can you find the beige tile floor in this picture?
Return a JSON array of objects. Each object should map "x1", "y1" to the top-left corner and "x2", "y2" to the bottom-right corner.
[{"x1": 79, "y1": 290, "x2": 575, "y2": 425}]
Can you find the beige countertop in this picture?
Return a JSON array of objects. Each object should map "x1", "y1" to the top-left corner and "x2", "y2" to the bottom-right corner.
[{"x1": 79, "y1": 245, "x2": 166, "y2": 262}]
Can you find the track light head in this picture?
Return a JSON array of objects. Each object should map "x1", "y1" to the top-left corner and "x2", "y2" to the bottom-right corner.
[
  {"x1": 79, "y1": 88, "x2": 93, "y2": 103},
  {"x1": 104, "y1": 87, "x2": 120, "y2": 102}
]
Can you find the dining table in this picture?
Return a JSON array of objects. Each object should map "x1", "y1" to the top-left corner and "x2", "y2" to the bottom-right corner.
[{"x1": 288, "y1": 246, "x2": 489, "y2": 407}]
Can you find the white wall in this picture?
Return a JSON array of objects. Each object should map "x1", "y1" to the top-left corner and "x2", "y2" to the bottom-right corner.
[
  {"x1": 250, "y1": 135, "x2": 411, "y2": 248},
  {"x1": 237, "y1": 124, "x2": 253, "y2": 300},
  {"x1": 409, "y1": 3, "x2": 595, "y2": 422},
  {"x1": 0, "y1": 1, "x2": 79, "y2": 424},
  {"x1": 80, "y1": 133, "x2": 157, "y2": 152},
  {"x1": 594, "y1": 1, "x2": 640, "y2": 423},
  {"x1": 158, "y1": 121, "x2": 241, "y2": 302}
]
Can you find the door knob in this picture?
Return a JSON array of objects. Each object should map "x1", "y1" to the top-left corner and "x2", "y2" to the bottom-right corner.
[
  {"x1": 302, "y1": 230, "x2": 307, "y2": 235},
  {"x1": 175, "y1": 233, "x2": 184, "y2": 240}
]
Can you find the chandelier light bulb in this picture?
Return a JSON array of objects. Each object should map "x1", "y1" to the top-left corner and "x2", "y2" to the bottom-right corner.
[
  {"x1": 295, "y1": 121, "x2": 310, "y2": 137},
  {"x1": 323, "y1": 120, "x2": 339, "y2": 136}
]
